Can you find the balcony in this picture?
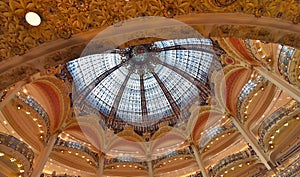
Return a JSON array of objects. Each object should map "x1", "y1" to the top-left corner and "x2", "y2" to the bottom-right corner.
[
  {"x1": 209, "y1": 149, "x2": 257, "y2": 177},
  {"x1": 104, "y1": 156, "x2": 147, "y2": 170},
  {"x1": 16, "y1": 92, "x2": 51, "y2": 141},
  {"x1": 258, "y1": 100, "x2": 300, "y2": 151},
  {"x1": 54, "y1": 138, "x2": 99, "y2": 167},
  {"x1": 277, "y1": 46, "x2": 295, "y2": 83},
  {"x1": 199, "y1": 123, "x2": 235, "y2": 151},
  {"x1": 275, "y1": 157, "x2": 300, "y2": 177},
  {"x1": 0, "y1": 133, "x2": 34, "y2": 176},
  {"x1": 237, "y1": 75, "x2": 267, "y2": 123}
]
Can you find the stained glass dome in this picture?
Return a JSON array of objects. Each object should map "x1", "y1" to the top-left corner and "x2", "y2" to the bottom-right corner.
[{"x1": 67, "y1": 38, "x2": 217, "y2": 133}]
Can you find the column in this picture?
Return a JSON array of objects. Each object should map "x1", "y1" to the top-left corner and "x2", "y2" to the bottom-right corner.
[
  {"x1": 0, "y1": 81, "x2": 27, "y2": 110},
  {"x1": 255, "y1": 67, "x2": 300, "y2": 102},
  {"x1": 190, "y1": 143, "x2": 208, "y2": 177},
  {"x1": 231, "y1": 116, "x2": 272, "y2": 170},
  {"x1": 31, "y1": 132, "x2": 59, "y2": 177},
  {"x1": 96, "y1": 153, "x2": 105, "y2": 177},
  {"x1": 147, "y1": 160, "x2": 154, "y2": 177}
]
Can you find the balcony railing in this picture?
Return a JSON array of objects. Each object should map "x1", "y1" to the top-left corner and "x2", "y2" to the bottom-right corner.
[
  {"x1": 237, "y1": 75, "x2": 267, "y2": 123},
  {"x1": 104, "y1": 156, "x2": 147, "y2": 168},
  {"x1": 275, "y1": 158, "x2": 300, "y2": 177},
  {"x1": 258, "y1": 100, "x2": 300, "y2": 150},
  {"x1": 209, "y1": 148, "x2": 256, "y2": 176},
  {"x1": 54, "y1": 138, "x2": 99, "y2": 166},
  {"x1": 278, "y1": 45, "x2": 295, "y2": 83},
  {"x1": 153, "y1": 147, "x2": 193, "y2": 168},
  {"x1": 185, "y1": 171, "x2": 203, "y2": 177},
  {"x1": 0, "y1": 133, "x2": 34, "y2": 173},
  {"x1": 199, "y1": 123, "x2": 235, "y2": 149},
  {"x1": 17, "y1": 92, "x2": 51, "y2": 141}
]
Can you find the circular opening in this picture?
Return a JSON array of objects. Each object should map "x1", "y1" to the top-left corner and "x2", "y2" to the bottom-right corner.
[{"x1": 25, "y1": 12, "x2": 41, "y2": 26}]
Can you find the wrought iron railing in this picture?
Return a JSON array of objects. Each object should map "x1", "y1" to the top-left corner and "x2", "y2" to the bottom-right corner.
[
  {"x1": 209, "y1": 149, "x2": 256, "y2": 176},
  {"x1": 199, "y1": 123, "x2": 235, "y2": 149},
  {"x1": 258, "y1": 100, "x2": 299, "y2": 150},
  {"x1": 0, "y1": 133, "x2": 34, "y2": 167},
  {"x1": 275, "y1": 158, "x2": 300, "y2": 177},
  {"x1": 54, "y1": 138, "x2": 99, "y2": 165},
  {"x1": 278, "y1": 45, "x2": 295, "y2": 82},
  {"x1": 237, "y1": 75, "x2": 267, "y2": 123},
  {"x1": 104, "y1": 156, "x2": 147, "y2": 168},
  {"x1": 17, "y1": 93, "x2": 51, "y2": 141}
]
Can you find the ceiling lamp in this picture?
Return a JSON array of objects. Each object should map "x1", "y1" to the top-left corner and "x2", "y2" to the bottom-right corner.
[
  {"x1": 0, "y1": 152, "x2": 4, "y2": 156},
  {"x1": 25, "y1": 12, "x2": 41, "y2": 26}
]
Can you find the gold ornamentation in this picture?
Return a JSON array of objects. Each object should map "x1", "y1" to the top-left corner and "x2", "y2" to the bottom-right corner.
[{"x1": 0, "y1": 0, "x2": 299, "y2": 61}]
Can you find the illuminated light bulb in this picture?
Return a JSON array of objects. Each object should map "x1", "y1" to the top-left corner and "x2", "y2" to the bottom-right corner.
[
  {"x1": 129, "y1": 165, "x2": 132, "y2": 167},
  {"x1": 211, "y1": 141, "x2": 214, "y2": 144},
  {"x1": 296, "y1": 117, "x2": 299, "y2": 120},
  {"x1": 38, "y1": 124, "x2": 42, "y2": 127},
  {"x1": 248, "y1": 99, "x2": 252, "y2": 103},
  {"x1": 269, "y1": 141, "x2": 273, "y2": 144},
  {"x1": 40, "y1": 130, "x2": 44, "y2": 133},
  {"x1": 216, "y1": 138, "x2": 219, "y2": 141},
  {"x1": 224, "y1": 171, "x2": 228, "y2": 174},
  {"x1": 270, "y1": 145, "x2": 274, "y2": 149},
  {"x1": 117, "y1": 165, "x2": 119, "y2": 168},
  {"x1": 3, "y1": 121, "x2": 7, "y2": 125},
  {"x1": 168, "y1": 160, "x2": 171, "y2": 163},
  {"x1": 180, "y1": 157, "x2": 183, "y2": 160},
  {"x1": 10, "y1": 158, "x2": 16, "y2": 162},
  {"x1": 207, "y1": 145, "x2": 210, "y2": 148},
  {"x1": 0, "y1": 152, "x2": 4, "y2": 156},
  {"x1": 247, "y1": 162, "x2": 250, "y2": 165},
  {"x1": 33, "y1": 118, "x2": 37, "y2": 121},
  {"x1": 135, "y1": 166, "x2": 137, "y2": 168},
  {"x1": 86, "y1": 159, "x2": 90, "y2": 161},
  {"x1": 231, "y1": 167, "x2": 235, "y2": 170},
  {"x1": 123, "y1": 165, "x2": 126, "y2": 167},
  {"x1": 276, "y1": 129, "x2": 280, "y2": 133},
  {"x1": 19, "y1": 169, "x2": 24, "y2": 173},
  {"x1": 258, "y1": 48, "x2": 262, "y2": 52},
  {"x1": 26, "y1": 111, "x2": 30, "y2": 115},
  {"x1": 284, "y1": 122, "x2": 288, "y2": 127},
  {"x1": 221, "y1": 135, "x2": 225, "y2": 138},
  {"x1": 68, "y1": 151, "x2": 71, "y2": 154},
  {"x1": 25, "y1": 12, "x2": 41, "y2": 26},
  {"x1": 82, "y1": 156, "x2": 85, "y2": 158},
  {"x1": 270, "y1": 135, "x2": 274, "y2": 139},
  {"x1": 239, "y1": 164, "x2": 243, "y2": 167},
  {"x1": 75, "y1": 153, "x2": 78, "y2": 156},
  {"x1": 22, "y1": 88, "x2": 28, "y2": 94}
]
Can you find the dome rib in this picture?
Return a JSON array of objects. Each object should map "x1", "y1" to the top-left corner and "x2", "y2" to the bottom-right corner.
[{"x1": 151, "y1": 71, "x2": 181, "y2": 119}]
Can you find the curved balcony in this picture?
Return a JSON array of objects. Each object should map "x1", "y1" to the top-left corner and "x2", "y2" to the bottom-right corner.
[
  {"x1": 237, "y1": 75, "x2": 267, "y2": 123},
  {"x1": 199, "y1": 123, "x2": 235, "y2": 150},
  {"x1": 278, "y1": 45, "x2": 295, "y2": 82},
  {"x1": 16, "y1": 92, "x2": 51, "y2": 141},
  {"x1": 185, "y1": 171, "x2": 203, "y2": 177},
  {"x1": 209, "y1": 149, "x2": 257, "y2": 177},
  {"x1": 0, "y1": 133, "x2": 34, "y2": 175},
  {"x1": 153, "y1": 148, "x2": 193, "y2": 169},
  {"x1": 258, "y1": 100, "x2": 300, "y2": 151},
  {"x1": 104, "y1": 156, "x2": 147, "y2": 170},
  {"x1": 54, "y1": 138, "x2": 99, "y2": 167},
  {"x1": 275, "y1": 158, "x2": 300, "y2": 177}
]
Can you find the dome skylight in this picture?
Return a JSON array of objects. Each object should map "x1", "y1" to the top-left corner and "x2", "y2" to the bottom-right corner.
[{"x1": 67, "y1": 38, "x2": 216, "y2": 133}]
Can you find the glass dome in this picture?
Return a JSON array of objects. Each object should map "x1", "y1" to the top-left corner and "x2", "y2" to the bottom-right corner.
[{"x1": 67, "y1": 38, "x2": 216, "y2": 132}]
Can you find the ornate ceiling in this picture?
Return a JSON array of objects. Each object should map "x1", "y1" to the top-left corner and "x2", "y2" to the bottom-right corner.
[{"x1": 0, "y1": 0, "x2": 300, "y2": 177}]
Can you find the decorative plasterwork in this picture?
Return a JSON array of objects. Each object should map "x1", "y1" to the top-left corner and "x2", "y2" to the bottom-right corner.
[{"x1": 0, "y1": 0, "x2": 299, "y2": 60}]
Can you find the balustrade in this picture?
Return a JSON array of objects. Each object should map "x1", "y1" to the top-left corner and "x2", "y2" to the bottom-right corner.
[{"x1": 17, "y1": 93, "x2": 51, "y2": 140}]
